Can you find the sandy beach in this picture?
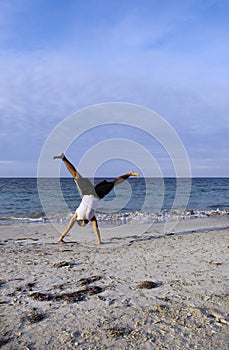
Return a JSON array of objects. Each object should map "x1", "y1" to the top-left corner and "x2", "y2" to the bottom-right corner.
[{"x1": 0, "y1": 216, "x2": 228, "y2": 349}]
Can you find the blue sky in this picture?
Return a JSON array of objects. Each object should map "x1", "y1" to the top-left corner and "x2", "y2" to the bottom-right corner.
[{"x1": 0, "y1": 0, "x2": 228, "y2": 177}]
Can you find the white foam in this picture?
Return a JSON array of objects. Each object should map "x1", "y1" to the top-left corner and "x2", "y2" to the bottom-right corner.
[{"x1": 0, "y1": 209, "x2": 228, "y2": 226}]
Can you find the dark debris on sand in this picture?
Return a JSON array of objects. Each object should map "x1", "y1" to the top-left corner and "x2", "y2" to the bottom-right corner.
[
  {"x1": 137, "y1": 281, "x2": 162, "y2": 289},
  {"x1": 78, "y1": 275, "x2": 102, "y2": 286},
  {"x1": 30, "y1": 286, "x2": 104, "y2": 303},
  {"x1": 107, "y1": 326, "x2": 134, "y2": 339},
  {"x1": 22, "y1": 307, "x2": 46, "y2": 324},
  {"x1": 52, "y1": 261, "x2": 75, "y2": 268}
]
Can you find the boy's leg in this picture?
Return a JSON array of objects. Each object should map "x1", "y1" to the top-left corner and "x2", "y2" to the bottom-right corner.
[
  {"x1": 94, "y1": 171, "x2": 140, "y2": 199},
  {"x1": 57, "y1": 213, "x2": 78, "y2": 242},
  {"x1": 53, "y1": 153, "x2": 80, "y2": 179},
  {"x1": 53, "y1": 153, "x2": 95, "y2": 196},
  {"x1": 111, "y1": 171, "x2": 140, "y2": 186}
]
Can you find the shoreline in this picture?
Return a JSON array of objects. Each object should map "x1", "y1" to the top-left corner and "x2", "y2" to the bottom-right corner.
[
  {"x1": 1, "y1": 217, "x2": 228, "y2": 349},
  {"x1": 1, "y1": 208, "x2": 228, "y2": 226}
]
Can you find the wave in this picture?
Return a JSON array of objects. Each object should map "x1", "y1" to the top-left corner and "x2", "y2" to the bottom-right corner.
[
  {"x1": 0, "y1": 209, "x2": 228, "y2": 226},
  {"x1": 96, "y1": 209, "x2": 229, "y2": 226},
  {"x1": 0, "y1": 216, "x2": 46, "y2": 224}
]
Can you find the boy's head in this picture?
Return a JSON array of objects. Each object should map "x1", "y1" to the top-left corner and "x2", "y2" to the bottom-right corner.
[{"x1": 77, "y1": 219, "x2": 89, "y2": 227}]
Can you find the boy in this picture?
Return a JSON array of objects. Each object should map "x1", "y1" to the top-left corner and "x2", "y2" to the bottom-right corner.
[{"x1": 53, "y1": 153, "x2": 140, "y2": 244}]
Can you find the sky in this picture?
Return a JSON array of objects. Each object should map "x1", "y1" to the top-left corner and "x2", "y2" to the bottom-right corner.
[{"x1": 0, "y1": 0, "x2": 228, "y2": 177}]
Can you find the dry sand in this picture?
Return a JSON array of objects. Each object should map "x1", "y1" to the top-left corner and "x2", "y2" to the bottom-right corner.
[{"x1": 0, "y1": 216, "x2": 229, "y2": 349}]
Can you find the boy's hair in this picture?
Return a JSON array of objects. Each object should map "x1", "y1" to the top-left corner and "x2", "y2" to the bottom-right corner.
[{"x1": 77, "y1": 219, "x2": 89, "y2": 226}]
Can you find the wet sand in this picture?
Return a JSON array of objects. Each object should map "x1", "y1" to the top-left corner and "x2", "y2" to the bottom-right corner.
[{"x1": 0, "y1": 217, "x2": 229, "y2": 349}]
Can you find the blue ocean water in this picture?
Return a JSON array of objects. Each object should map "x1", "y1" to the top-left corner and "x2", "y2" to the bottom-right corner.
[{"x1": 0, "y1": 178, "x2": 228, "y2": 225}]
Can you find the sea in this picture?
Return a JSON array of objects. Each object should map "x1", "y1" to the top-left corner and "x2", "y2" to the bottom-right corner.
[{"x1": 0, "y1": 178, "x2": 228, "y2": 226}]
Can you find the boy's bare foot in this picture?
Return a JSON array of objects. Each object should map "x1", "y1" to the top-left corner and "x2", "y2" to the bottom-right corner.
[
  {"x1": 129, "y1": 171, "x2": 140, "y2": 178},
  {"x1": 53, "y1": 153, "x2": 65, "y2": 160}
]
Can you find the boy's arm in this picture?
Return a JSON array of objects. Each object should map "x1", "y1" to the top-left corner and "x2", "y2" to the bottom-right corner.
[{"x1": 91, "y1": 216, "x2": 101, "y2": 245}]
